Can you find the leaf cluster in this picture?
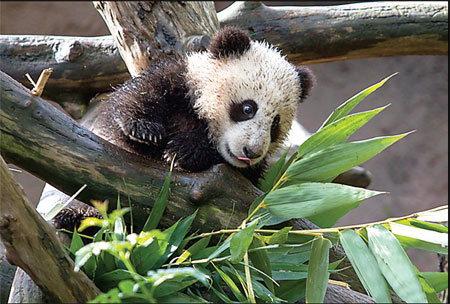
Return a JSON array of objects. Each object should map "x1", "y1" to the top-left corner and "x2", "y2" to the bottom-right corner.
[{"x1": 66, "y1": 75, "x2": 448, "y2": 303}]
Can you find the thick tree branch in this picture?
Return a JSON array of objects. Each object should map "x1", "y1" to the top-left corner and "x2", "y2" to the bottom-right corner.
[
  {"x1": 0, "y1": 35, "x2": 129, "y2": 118},
  {"x1": 219, "y1": 1, "x2": 448, "y2": 65},
  {"x1": 0, "y1": 65, "x2": 378, "y2": 303},
  {"x1": 0, "y1": 156, "x2": 100, "y2": 302},
  {"x1": 0, "y1": 70, "x2": 258, "y2": 232},
  {"x1": 0, "y1": 2, "x2": 446, "y2": 108},
  {"x1": 93, "y1": 1, "x2": 219, "y2": 76}
]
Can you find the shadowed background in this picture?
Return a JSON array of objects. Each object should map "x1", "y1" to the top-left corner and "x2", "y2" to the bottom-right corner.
[{"x1": 1, "y1": 1, "x2": 447, "y2": 272}]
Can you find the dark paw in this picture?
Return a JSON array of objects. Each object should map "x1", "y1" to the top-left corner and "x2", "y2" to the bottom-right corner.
[
  {"x1": 122, "y1": 119, "x2": 166, "y2": 146},
  {"x1": 163, "y1": 137, "x2": 223, "y2": 172}
]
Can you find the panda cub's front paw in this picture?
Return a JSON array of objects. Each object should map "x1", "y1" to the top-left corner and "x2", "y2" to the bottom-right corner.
[{"x1": 121, "y1": 119, "x2": 166, "y2": 146}]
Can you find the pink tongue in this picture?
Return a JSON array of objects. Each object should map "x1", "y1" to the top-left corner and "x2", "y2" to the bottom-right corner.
[{"x1": 237, "y1": 156, "x2": 253, "y2": 166}]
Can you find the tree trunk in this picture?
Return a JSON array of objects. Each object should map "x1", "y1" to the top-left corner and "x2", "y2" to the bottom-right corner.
[
  {"x1": 0, "y1": 156, "x2": 100, "y2": 302},
  {"x1": 0, "y1": 2, "x2": 446, "y2": 113},
  {"x1": 93, "y1": 1, "x2": 219, "y2": 76}
]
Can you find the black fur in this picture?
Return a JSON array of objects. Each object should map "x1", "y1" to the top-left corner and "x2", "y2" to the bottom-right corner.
[
  {"x1": 209, "y1": 26, "x2": 251, "y2": 59},
  {"x1": 52, "y1": 201, "x2": 101, "y2": 238},
  {"x1": 53, "y1": 28, "x2": 314, "y2": 235},
  {"x1": 295, "y1": 66, "x2": 316, "y2": 101}
]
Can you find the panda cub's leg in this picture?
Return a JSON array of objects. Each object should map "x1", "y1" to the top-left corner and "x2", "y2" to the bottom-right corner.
[
  {"x1": 164, "y1": 118, "x2": 224, "y2": 172},
  {"x1": 119, "y1": 105, "x2": 166, "y2": 146}
]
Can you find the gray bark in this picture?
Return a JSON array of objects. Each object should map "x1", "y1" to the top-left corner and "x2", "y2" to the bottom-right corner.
[
  {"x1": 0, "y1": 2, "x2": 446, "y2": 114},
  {"x1": 0, "y1": 156, "x2": 100, "y2": 302},
  {"x1": 219, "y1": 1, "x2": 448, "y2": 65}
]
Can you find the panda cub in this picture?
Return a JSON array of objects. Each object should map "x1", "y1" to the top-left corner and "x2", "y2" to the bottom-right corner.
[{"x1": 94, "y1": 27, "x2": 314, "y2": 185}]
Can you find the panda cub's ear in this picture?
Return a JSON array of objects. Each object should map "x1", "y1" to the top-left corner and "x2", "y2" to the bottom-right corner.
[
  {"x1": 209, "y1": 26, "x2": 251, "y2": 59},
  {"x1": 295, "y1": 66, "x2": 316, "y2": 102}
]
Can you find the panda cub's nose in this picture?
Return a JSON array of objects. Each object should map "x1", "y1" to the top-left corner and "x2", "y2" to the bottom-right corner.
[{"x1": 243, "y1": 146, "x2": 261, "y2": 159}]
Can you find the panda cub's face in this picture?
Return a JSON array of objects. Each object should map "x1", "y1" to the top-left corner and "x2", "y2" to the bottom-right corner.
[{"x1": 186, "y1": 27, "x2": 313, "y2": 168}]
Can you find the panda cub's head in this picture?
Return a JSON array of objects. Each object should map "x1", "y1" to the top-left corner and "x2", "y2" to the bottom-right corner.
[{"x1": 186, "y1": 27, "x2": 314, "y2": 168}]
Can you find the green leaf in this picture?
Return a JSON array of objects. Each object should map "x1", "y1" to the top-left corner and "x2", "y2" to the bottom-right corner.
[
  {"x1": 298, "y1": 106, "x2": 388, "y2": 158},
  {"x1": 78, "y1": 217, "x2": 107, "y2": 233},
  {"x1": 131, "y1": 231, "x2": 166, "y2": 274},
  {"x1": 319, "y1": 73, "x2": 397, "y2": 129},
  {"x1": 248, "y1": 238, "x2": 274, "y2": 294},
  {"x1": 259, "y1": 148, "x2": 289, "y2": 192},
  {"x1": 95, "y1": 269, "x2": 134, "y2": 290},
  {"x1": 267, "y1": 227, "x2": 292, "y2": 245},
  {"x1": 142, "y1": 170, "x2": 172, "y2": 231},
  {"x1": 421, "y1": 272, "x2": 448, "y2": 293},
  {"x1": 340, "y1": 229, "x2": 391, "y2": 303},
  {"x1": 207, "y1": 237, "x2": 231, "y2": 261},
  {"x1": 286, "y1": 134, "x2": 410, "y2": 183},
  {"x1": 276, "y1": 279, "x2": 306, "y2": 303},
  {"x1": 415, "y1": 205, "x2": 448, "y2": 223},
  {"x1": 389, "y1": 222, "x2": 448, "y2": 246},
  {"x1": 415, "y1": 269, "x2": 442, "y2": 303},
  {"x1": 230, "y1": 220, "x2": 259, "y2": 264},
  {"x1": 69, "y1": 229, "x2": 84, "y2": 255},
  {"x1": 157, "y1": 291, "x2": 207, "y2": 303},
  {"x1": 265, "y1": 182, "x2": 383, "y2": 220},
  {"x1": 212, "y1": 264, "x2": 247, "y2": 302},
  {"x1": 396, "y1": 218, "x2": 448, "y2": 234},
  {"x1": 306, "y1": 237, "x2": 332, "y2": 303},
  {"x1": 175, "y1": 235, "x2": 211, "y2": 263},
  {"x1": 367, "y1": 224, "x2": 427, "y2": 303},
  {"x1": 153, "y1": 211, "x2": 197, "y2": 268}
]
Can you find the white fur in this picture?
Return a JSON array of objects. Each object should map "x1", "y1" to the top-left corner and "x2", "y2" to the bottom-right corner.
[{"x1": 185, "y1": 41, "x2": 302, "y2": 168}]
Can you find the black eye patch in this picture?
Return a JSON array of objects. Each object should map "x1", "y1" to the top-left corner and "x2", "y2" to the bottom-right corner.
[
  {"x1": 230, "y1": 99, "x2": 258, "y2": 122},
  {"x1": 270, "y1": 114, "x2": 281, "y2": 142}
]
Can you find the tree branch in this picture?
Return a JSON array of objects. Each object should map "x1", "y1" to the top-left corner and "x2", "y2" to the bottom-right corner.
[
  {"x1": 0, "y1": 2, "x2": 446, "y2": 107},
  {"x1": 93, "y1": 1, "x2": 219, "y2": 76},
  {"x1": 0, "y1": 35, "x2": 129, "y2": 118},
  {"x1": 0, "y1": 156, "x2": 100, "y2": 302},
  {"x1": 218, "y1": 1, "x2": 448, "y2": 65},
  {"x1": 0, "y1": 70, "x2": 258, "y2": 232},
  {"x1": 1, "y1": 69, "x2": 380, "y2": 302}
]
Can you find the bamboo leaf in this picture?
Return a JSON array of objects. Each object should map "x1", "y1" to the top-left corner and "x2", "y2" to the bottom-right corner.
[
  {"x1": 367, "y1": 224, "x2": 428, "y2": 303},
  {"x1": 320, "y1": 73, "x2": 397, "y2": 129},
  {"x1": 275, "y1": 279, "x2": 306, "y2": 303},
  {"x1": 306, "y1": 237, "x2": 332, "y2": 303},
  {"x1": 298, "y1": 106, "x2": 388, "y2": 158},
  {"x1": 265, "y1": 182, "x2": 383, "y2": 220},
  {"x1": 389, "y1": 222, "x2": 448, "y2": 246},
  {"x1": 175, "y1": 235, "x2": 211, "y2": 263},
  {"x1": 286, "y1": 134, "x2": 410, "y2": 183},
  {"x1": 230, "y1": 220, "x2": 259, "y2": 264},
  {"x1": 340, "y1": 229, "x2": 391, "y2": 303},
  {"x1": 212, "y1": 264, "x2": 247, "y2": 302},
  {"x1": 259, "y1": 148, "x2": 289, "y2": 192},
  {"x1": 142, "y1": 169, "x2": 172, "y2": 232},
  {"x1": 248, "y1": 238, "x2": 274, "y2": 293},
  {"x1": 415, "y1": 205, "x2": 448, "y2": 223},
  {"x1": 153, "y1": 210, "x2": 197, "y2": 268},
  {"x1": 267, "y1": 227, "x2": 292, "y2": 245},
  {"x1": 421, "y1": 272, "x2": 448, "y2": 293},
  {"x1": 69, "y1": 229, "x2": 84, "y2": 255}
]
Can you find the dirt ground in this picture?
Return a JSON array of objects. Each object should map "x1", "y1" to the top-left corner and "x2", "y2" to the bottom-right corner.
[{"x1": 1, "y1": 1, "x2": 447, "y2": 273}]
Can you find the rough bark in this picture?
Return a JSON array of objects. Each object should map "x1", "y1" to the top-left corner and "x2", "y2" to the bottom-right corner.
[
  {"x1": 219, "y1": 1, "x2": 448, "y2": 65},
  {"x1": 93, "y1": 1, "x2": 219, "y2": 76},
  {"x1": 0, "y1": 35, "x2": 129, "y2": 119},
  {"x1": 0, "y1": 68, "x2": 380, "y2": 302},
  {"x1": 0, "y1": 2, "x2": 446, "y2": 111},
  {"x1": 0, "y1": 156, "x2": 100, "y2": 302},
  {"x1": 0, "y1": 70, "x2": 258, "y2": 232}
]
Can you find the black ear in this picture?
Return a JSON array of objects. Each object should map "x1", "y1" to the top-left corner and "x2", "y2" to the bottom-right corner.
[
  {"x1": 295, "y1": 66, "x2": 315, "y2": 102},
  {"x1": 209, "y1": 26, "x2": 250, "y2": 59}
]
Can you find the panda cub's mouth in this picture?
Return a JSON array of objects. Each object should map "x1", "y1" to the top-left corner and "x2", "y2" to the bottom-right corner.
[{"x1": 226, "y1": 144, "x2": 254, "y2": 166}]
